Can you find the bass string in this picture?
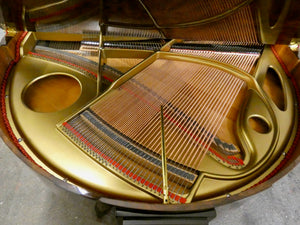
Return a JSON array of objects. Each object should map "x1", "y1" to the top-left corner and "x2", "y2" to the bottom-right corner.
[
  {"x1": 72, "y1": 112, "x2": 166, "y2": 195},
  {"x1": 111, "y1": 89, "x2": 166, "y2": 185},
  {"x1": 92, "y1": 59, "x2": 243, "y2": 166},
  {"x1": 185, "y1": 50, "x2": 250, "y2": 134},
  {"x1": 91, "y1": 62, "x2": 166, "y2": 139},
  {"x1": 93, "y1": 91, "x2": 139, "y2": 127},
  {"x1": 119, "y1": 61, "x2": 205, "y2": 192},
  {"x1": 78, "y1": 116, "x2": 128, "y2": 166},
  {"x1": 94, "y1": 85, "x2": 157, "y2": 129},
  {"x1": 90, "y1": 99, "x2": 162, "y2": 184},
  {"x1": 167, "y1": 59, "x2": 240, "y2": 153},
  {"x1": 126, "y1": 61, "x2": 244, "y2": 192},
  {"x1": 137, "y1": 65, "x2": 216, "y2": 192},
  {"x1": 89, "y1": 59, "x2": 206, "y2": 195},
  {"x1": 92, "y1": 60, "x2": 200, "y2": 147},
  {"x1": 86, "y1": 57, "x2": 244, "y2": 197},
  {"x1": 89, "y1": 63, "x2": 170, "y2": 192},
  {"x1": 91, "y1": 59, "x2": 166, "y2": 120},
  {"x1": 77, "y1": 108, "x2": 152, "y2": 176},
  {"x1": 68, "y1": 117, "x2": 121, "y2": 167}
]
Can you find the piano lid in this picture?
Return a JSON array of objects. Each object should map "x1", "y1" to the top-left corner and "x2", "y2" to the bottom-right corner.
[{"x1": 1, "y1": 0, "x2": 300, "y2": 45}]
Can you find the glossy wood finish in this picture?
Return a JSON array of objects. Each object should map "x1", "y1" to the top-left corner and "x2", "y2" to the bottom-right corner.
[{"x1": 0, "y1": 0, "x2": 300, "y2": 212}]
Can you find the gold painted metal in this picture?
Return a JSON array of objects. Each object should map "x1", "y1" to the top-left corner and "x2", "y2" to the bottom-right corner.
[
  {"x1": 5, "y1": 33, "x2": 160, "y2": 202},
  {"x1": 4, "y1": 26, "x2": 18, "y2": 37},
  {"x1": 8, "y1": 58, "x2": 159, "y2": 201},
  {"x1": 257, "y1": 0, "x2": 292, "y2": 44},
  {"x1": 4, "y1": 32, "x2": 298, "y2": 204},
  {"x1": 160, "y1": 106, "x2": 169, "y2": 204},
  {"x1": 19, "y1": 32, "x2": 36, "y2": 57},
  {"x1": 56, "y1": 48, "x2": 296, "y2": 203},
  {"x1": 160, "y1": 39, "x2": 182, "y2": 52}
]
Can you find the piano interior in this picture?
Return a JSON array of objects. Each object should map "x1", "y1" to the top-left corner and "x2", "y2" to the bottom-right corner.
[{"x1": 0, "y1": 0, "x2": 300, "y2": 208}]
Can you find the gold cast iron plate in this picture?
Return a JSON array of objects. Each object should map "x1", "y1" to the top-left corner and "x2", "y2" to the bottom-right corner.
[{"x1": 6, "y1": 47, "x2": 297, "y2": 203}]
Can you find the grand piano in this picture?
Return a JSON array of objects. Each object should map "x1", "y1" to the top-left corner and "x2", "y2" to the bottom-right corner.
[{"x1": 0, "y1": 0, "x2": 300, "y2": 224}]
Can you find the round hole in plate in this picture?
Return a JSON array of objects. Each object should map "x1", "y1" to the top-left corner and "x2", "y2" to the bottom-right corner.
[
  {"x1": 248, "y1": 116, "x2": 271, "y2": 134},
  {"x1": 23, "y1": 74, "x2": 81, "y2": 113}
]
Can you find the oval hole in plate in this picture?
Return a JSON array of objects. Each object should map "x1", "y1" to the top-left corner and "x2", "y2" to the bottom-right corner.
[
  {"x1": 23, "y1": 74, "x2": 81, "y2": 113},
  {"x1": 248, "y1": 116, "x2": 271, "y2": 134},
  {"x1": 262, "y1": 67, "x2": 285, "y2": 111}
]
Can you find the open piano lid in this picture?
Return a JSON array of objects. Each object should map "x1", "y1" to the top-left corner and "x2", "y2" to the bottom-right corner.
[
  {"x1": 0, "y1": 0, "x2": 300, "y2": 210},
  {"x1": 2, "y1": 0, "x2": 300, "y2": 44}
]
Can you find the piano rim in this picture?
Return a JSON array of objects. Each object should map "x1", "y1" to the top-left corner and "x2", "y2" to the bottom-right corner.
[{"x1": 0, "y1": 32, "x2": 300, "y2": 210}]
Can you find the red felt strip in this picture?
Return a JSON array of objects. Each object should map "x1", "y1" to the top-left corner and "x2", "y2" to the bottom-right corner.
[
  {"x1": 250, "y1": 46, "x2": 300, "y2": 188},
  {"x1": 63, "y1": 122, "x2": 187, "y2": 203}
]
